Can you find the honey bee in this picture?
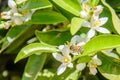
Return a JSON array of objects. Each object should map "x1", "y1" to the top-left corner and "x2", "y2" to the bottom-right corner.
[{"x1": 70, "y1": 45, "x2": 83, "y2": 53}]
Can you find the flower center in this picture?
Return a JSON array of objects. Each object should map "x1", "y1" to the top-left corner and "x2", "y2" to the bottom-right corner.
[
  {"x1": 93, "y1": 20, "x2": 101, "y2": 27},
  {"x1": 63, "y1": 56, "x2": 70, "y2": 63}
]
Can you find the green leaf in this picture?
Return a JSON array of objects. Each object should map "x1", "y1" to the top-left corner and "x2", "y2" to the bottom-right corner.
[
  {"x1": 116, "y1": 47, "x2": 120, "y2": 55},
  {"x1": 22, "y1": 0, "x2": 52, "y2": 10},
  {"x1": 51, "y1": 0, "x2": 81, "y2": 16},
  {"x1": 0, "y1": 24, "x2": 41, "y2": 54},
  {"x1": 22, "y1": 54, "x2": 47, "y2": 80},
  {"x1": 101, "y1": 0, "x2": 120, "y2": 34},
  {"x1": 98, "y1": 53, "x2": 120, "y2": 80},
  {"x1": 83, "y1": 34, "x2": 120, "y2": 56},
  {"x1": 35, "y1": 30, "x2": 72, "y2": 45},
  {"x1": 14, "y1": 43, "x2": 58, "y2": 63},
  {"x1": 51, "y1": 68, "x2": 81, "y2": 80},
  {"x1": 89, "y1": 0, "x2": 100, "y2": 7},
  {"x1": 28, "y1": 10, "x2": 67, "y2": 24},
  {"x1": 77, "y1": 56, "x2": 91, "y2": 63},
  {"x1": 70, "y1": 17, "x2": 84, "y2": 35}
]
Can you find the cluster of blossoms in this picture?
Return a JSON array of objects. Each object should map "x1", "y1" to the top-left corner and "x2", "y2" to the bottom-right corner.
[
  {"x1": 0, "y1": 0, "x2": 34, "y2": 29},
  {"x1": 52, "y1": 0, "x2": 119, "y2": 75}
]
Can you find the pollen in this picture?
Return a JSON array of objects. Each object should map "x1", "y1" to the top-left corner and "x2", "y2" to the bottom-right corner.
[
  {"x1": 63, "y1": 57, "x2": 70, "y2": 63},
  {"x1": 94, "y1": 20, "x2": 101, "y2": 27}
]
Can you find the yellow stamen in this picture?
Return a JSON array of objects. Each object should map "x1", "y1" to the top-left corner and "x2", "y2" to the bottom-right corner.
[{"x1": 64, "y1": 57, "x2": 70, "y2": 63}]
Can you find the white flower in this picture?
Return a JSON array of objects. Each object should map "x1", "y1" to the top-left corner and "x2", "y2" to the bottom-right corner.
[
  {"x1": 76, "y1": 63, "x2": 86, "y2": 71},
  {"x1": 1, "y1": 11, "x2": 11, "y2": 19},
  {"x1": 8, "y1": 0, "x2": 18, "y2": 13},
  {"x1": 79, "y1": 0, "x2": 91, "y2": 19},
  {"x1": 52, "y1": 45, "x2": 73, "y2": 75},
  {"x1": 82, "y1": 16, "x2": 110, "y2": 39},
  {"x1": 93, "y1": 5, "x2": 103, "y2": 17},
  {"x1": 11, "y1": 13, "x2": 23, "y2": 25},
  {"x1": 87, "y1": 55, "x2": 102, "y2": 75},
  {"x1": 70, "y1": 34, "x2": 89, "y2": 55},
  {"x1": 102, "y1": 49, "x2": 119, "y2": 59},
  {"x1": 21, "y1": 10, "x2": 35, "y2": 22}
]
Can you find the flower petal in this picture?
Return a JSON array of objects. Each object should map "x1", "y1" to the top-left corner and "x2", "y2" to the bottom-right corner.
[
  {"x1": 89, "y1": 67, "x2": 97, "y2": 75},
  {"x1": 99, "y1": 17, "x2": 108, "y2": 26},
  {"x1": 96, "y1": 27, "x2": 110, "y2": 33},
  {"x1": 57, "y1": 64, "x2": 66, "y2": 75},
  {"x1": 67, "y1": 63, "x2": 73, "y2": 68},
  {"x1": 80, "y1": 11, "x2": 88, "y2": 19},
  {"x1": 82, "y1": 21, "x2": 91, "y2": 28},
  {"x1": 8, "y1": 0, "x2": 16, "y2": 9},
  {"x1": 87, "y1": 29, "x2": 96, "y2": 39},
  {"x1": 58, "y1": 45, "x2": 64, "y2": 51},
  {"x1": 61, "y1": 45, "x2": 70, "y2": 56},
  {"x1": 93, "y1": 5, "x2": 103, "y2": 16},
  {"x1": 76, "y1": 63, "x2": 86, "y2": 71},
  {"x1": 71, "y1": 35, "x2": 83, "y2": 45},
  {"x1": 52, "y1": 53, "x2": 63, "y2": 62}
]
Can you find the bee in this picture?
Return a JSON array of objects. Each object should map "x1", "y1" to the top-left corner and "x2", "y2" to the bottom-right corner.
[{"x1": 70, "y1": 45, "x2": 83, "y2": 53}]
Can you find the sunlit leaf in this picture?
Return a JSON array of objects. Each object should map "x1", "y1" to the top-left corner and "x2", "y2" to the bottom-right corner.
[
  {"x1": 70, "y1": 17, "x2": 84, "y2": 35},
  {"x1": 22, "y1": 0, "x2": 52, "y2": 10},
  {"x1": 101, "y1": 0, "x2": 120, "y2": 34},
  {"x1": 98, "y1": 53, "x2": 120, "y2": 80},
  {"x1": 51, "y1": 68, "x2": 81, "y2": 80},
  {"x1": 83, "y1": 34, "x2": 120, "y2": 56},
  {"x1": 22, "y1": 54, "x2": 47, "y2": 80},
  {"x1": 35, "y1": 30, "x2": 72, "y2": 45},
  {"x1": 28, "y1": 10, "x2": 67, "y2": 24},
  {"x1": 0, "y1": 24, "x2": 41, "y2": 54},
  {"x1": 51, "y1": 0, "x2": 81, "y2": 16},
  {"x1": 14, "y1": 43, "x2": 58, "y2": 63}
]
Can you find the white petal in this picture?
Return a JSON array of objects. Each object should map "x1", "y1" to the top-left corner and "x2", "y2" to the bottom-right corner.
[
  {"x1": 8, "y1": 0, "x2": 16, "y2": 9},
  {"x1": 89, "y1": 67, "x2": 97, "y2": 75},
  {"x1": 109, "y1": 52, "x2": 119, "y2": 59},
  {"x1": 52, "y1": 53, "x2": 63, "y2": 62},
  {"x1": 103, "y1": 50, "x2": 119, "y2": 59},
  {"x1": 71, "y1": 35, "x2": 83, "y2": 45},
  {"x1": 80, "y1": 11, "x2": 88, "y2": 19},
  {"x1": 99, "y1": 17, "x2": 108, "y2": 26},
  {"x1": 92, "y1": 55, "x2": 102, "y2": 65},
  {"x1": 93, "y1": 5, "x2": 103, "y2": 16},
  {"x1": 58, "y1": 45, "x2": 64, "y2": 51},
  {"x1": 76, "y1": 63, "x2": 86, "y2": 71},
  {"x1": 57, "y1": 64, "x2": 66, "y2": 75},
  {"x1": 12, "y1": 17, "x2": 23, "y2": 25},
  {"x1": 87, "y1": 29, "x2": 96, "y2": 39},
  {"x1": 61, "y1": 45, "x2": 70, "y2": 56},
  {"x1": 82, "y1": 21, "x2": 91, "y2": 28},
  {"x1": 67, "y1": 63, "x2": 73, "y2": 68},
  {"x1": 77, "y1": 41, "x2": 85, "y2": 46},
  {"x1": 96, "y1": 27, "x2": 110, "y2": 33}
]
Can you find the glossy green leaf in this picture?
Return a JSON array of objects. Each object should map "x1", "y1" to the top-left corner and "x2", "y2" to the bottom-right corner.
[
  {"x1": 28, "y1": 10, "x2": 67, "y2": 24},
  {"x1": 105, "y1": 0, "x2": 120, "y2": 8},
  {"x1": 101, "y1": 0, "x2": 120, "y2": 34},
  {"x1": 0, "y1": 24, "x2": 41, "y2": 54},
  {"x1": 77, "y1": 56, "x2": 91, "y2": 63},
  {"x1": 22, "y1": 0, "x2": 52, "y2": 10},
  {"x1": 83, "y1": 34, "x2": 120, "y2": 56},
  {"x1": 98, "y1": 53, "x2": 120, "y2": 80},
  {"x1": 70, "y1": 17, "x2": 84, "y2": 35},
  {"x1": 51, "y1": 0, "x2": 81, "y2": 16},
  {"x1": 14, "y1": 43, "x2": 58, "y2": 63},
  {"x1": 51, "y1": 68, "x2": 81, "y2": 80},
  {"x1": 35, "y1": 30, "x2": 72, "y2": 45},
  {"x1": 89, "y1": 0, "x2": 99, "y2": 7},
  {"x1": 22, "y1": 54, "x2": 47, "y2": 80},
  {"x1": 116, "y1": 47, "x2": 120, "y2": 55}
]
